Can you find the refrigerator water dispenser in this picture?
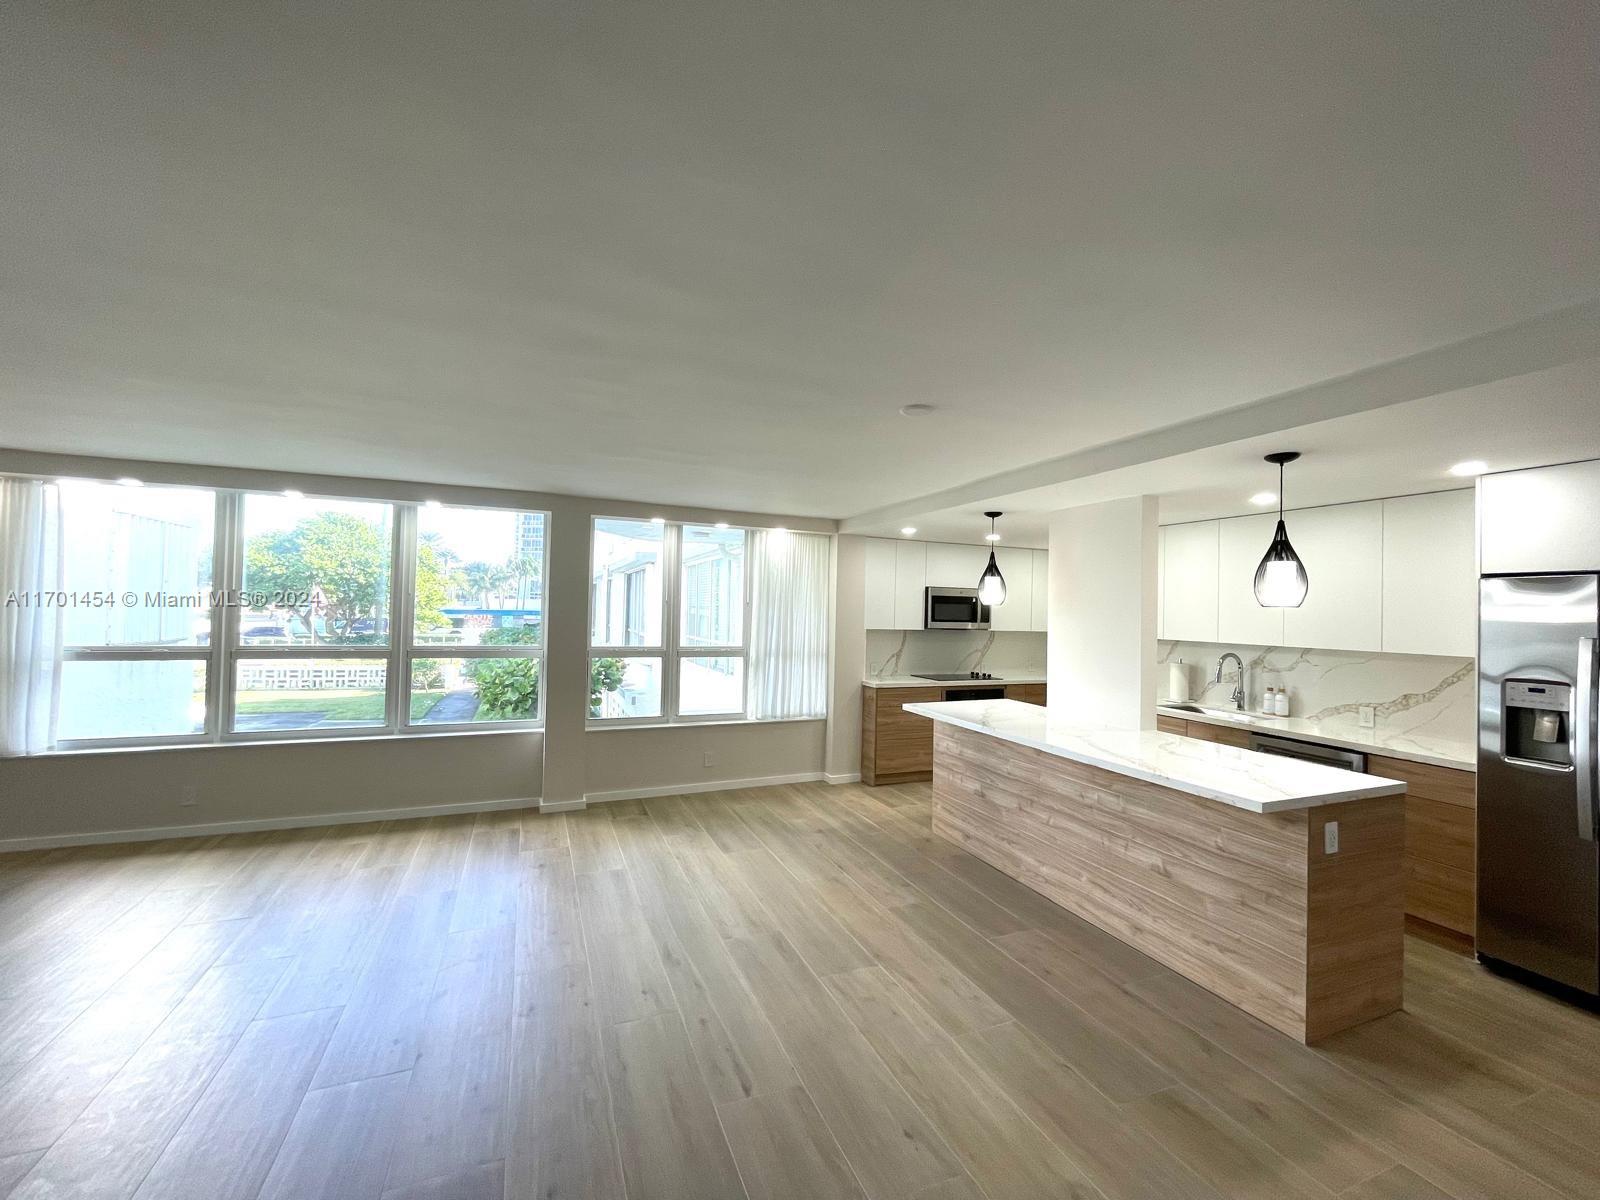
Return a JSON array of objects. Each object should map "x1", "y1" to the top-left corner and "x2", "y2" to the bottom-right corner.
[{"x1": 1503, "y1": 680, "x2": 1573, "y2": 767}]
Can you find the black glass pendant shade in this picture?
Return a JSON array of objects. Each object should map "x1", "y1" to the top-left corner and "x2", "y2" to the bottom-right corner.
[
  {"x1": 977, "y1": 511, "x2": 1007, "y2": 605},
  {"x1": 1253, "y1": 518, "x2": 1308, "y2": 607},
  {"x1": 1254, "y1": 452, "x2": 1308, "y2": 608}
]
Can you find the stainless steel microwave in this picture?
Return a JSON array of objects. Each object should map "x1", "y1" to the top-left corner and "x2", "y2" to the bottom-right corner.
[{"x1": 925, "y1": 587, "x2": 991, "y2": 630}]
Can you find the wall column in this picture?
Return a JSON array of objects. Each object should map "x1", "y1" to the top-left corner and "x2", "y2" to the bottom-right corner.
[{"x1": 1047, "y1": 496, "x2": 1159, "y2": 729}]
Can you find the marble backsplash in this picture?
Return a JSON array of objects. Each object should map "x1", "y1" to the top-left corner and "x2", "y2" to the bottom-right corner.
[
  {"x1": 1158, "y1": 640, "x2": 1475, "y2": 747},
  {"x1": 866, "y1": 630, "x2": 1047, "y2": 679}
]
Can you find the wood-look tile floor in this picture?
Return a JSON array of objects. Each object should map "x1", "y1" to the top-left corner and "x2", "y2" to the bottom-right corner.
[{"x1": 3, "y1": 781, "x2": 1599, "y2": 1200}]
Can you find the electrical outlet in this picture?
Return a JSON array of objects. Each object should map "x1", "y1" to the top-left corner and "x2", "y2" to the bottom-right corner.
[
  {"x1": 702, "y1": 750, "x2": 716, "y2": 768},
  {"x1": 178, "y1": 784, "x2": 199, "y2": 808},
  {"x1": 1324, "y1": 821, "x2": 1339, "y2": 855},
  {"x1": 1358, "y1": 705, "x2": 1376, "y2": 728}
]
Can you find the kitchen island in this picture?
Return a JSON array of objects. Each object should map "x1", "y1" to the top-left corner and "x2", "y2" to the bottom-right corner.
[{"x1": 906, "y1": 699, "x2": 1409, "y2": 1043}]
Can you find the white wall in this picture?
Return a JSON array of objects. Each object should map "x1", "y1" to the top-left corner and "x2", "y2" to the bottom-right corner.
[
  {"x1": 1047, "y1": 496, "x2": 1159, "y2": 729},
  {"x1": 0, "y1": 732, "x2": 543, "y2": 846},
  {"x1": 0, "y1": 449, "x2": 838, "y2": 848},
  {"x1": 825, "y1": 535, "x2": 868, "y2": 782}
]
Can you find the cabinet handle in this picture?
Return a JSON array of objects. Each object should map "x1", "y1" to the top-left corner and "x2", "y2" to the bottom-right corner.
[{"x1": 1579, "y1": 637, "x2": 1597, "y2": 843}]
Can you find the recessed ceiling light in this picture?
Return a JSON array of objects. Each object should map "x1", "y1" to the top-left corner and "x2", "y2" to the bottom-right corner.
[
  {"x1": 985, "y1": 531, "x2": 1002, "y2": 542},
  {"x1": 900, "y1": 526, "x2": 917, "y2": 536},
  {"x1": 116, "y1": 477, "x2": 143, "y2": 487},
  {"x1": 1250, "y1": 491, "x2": 1278, "y2": 506},
  {"x1": 423, "y1": 499, "x2": 443, "y2": 509},
  {"x1": 282, "y1": 489, "x2": 304, "y2": 500},
  {"x1": 899, "y1": 403, "x2": 936, "y2": 417},
  {"x1": 774, "y1": 526, "x2": 788, "y2": 533},
  {"x1": 649, "y1": 515, "x2": 666, "y2": 524},
  {"x1": 1449, "y1": 460, "x2": 1488, "y2": 477},
  {"x1": 714, "y1": 521, "x2": 729, "y2": 530}
]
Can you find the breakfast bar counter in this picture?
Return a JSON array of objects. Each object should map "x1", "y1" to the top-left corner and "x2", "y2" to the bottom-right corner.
[{"x1": 905, "y1": 699, "x2": 1409, "y2": 1042}]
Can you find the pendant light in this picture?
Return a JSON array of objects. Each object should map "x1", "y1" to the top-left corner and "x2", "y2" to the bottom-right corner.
[
  {"x1": 977, "y1": 511, "x2": 1007, "y2": 605},
  {"x1": 1254, "y1": 452, "x2": 1309, "y2": 607}
]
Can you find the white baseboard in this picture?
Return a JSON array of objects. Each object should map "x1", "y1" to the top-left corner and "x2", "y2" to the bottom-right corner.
[
  {"x1": 0, "y1": 795, "x2": 541, "y2": 854},
  {"x1": 823, "y1": 772, "x2": 860, "y2": 785},
  {"x1": 583, "y1": 771, "x2": 825, "y2": 806}
]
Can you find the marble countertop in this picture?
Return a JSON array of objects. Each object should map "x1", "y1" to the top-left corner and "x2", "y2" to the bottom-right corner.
[
  {"x1": 906, "y1": 699, "x2": 1407, "y2": 813},
  {"x1": 1157, "y1": 703, "x2": 1476, "y2": 773},
  {"x1": 862, "y1": 673, "x2": 1047, "y2": 689}
]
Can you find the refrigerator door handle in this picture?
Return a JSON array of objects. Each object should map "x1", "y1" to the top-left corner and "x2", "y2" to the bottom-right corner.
[{"x1": 1579, "y1": 636, "x2": 1597, "y2": 843}]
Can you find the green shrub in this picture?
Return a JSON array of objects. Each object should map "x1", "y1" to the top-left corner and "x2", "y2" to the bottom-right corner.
[{"x1": 473, "y1": 657, "x2": 539, "y2": 719}]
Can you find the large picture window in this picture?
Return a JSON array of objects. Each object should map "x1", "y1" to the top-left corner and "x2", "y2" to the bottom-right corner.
[
  {"x1": 405, "y1": 504, "x2": 544, "y2": 727},
  {"x1": 589, "y1": 518, "x2": 748, "y2": 722},
  {"x1": 5, "y1": 473, "x2": 548, "y2": 752},
  {"x1": 55, "y1": 480, "x2": 214, "y2": 744}
]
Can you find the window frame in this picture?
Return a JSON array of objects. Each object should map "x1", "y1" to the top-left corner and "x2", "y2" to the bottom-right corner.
[
  {"x1": 587, "y1": 517, "x2": 750, "y2": 727},
  {"x1": 53, "y1": 479, "x2": 223, "y2": 751},
  {"x1": 399, "y1": 503, "x2": 547, "y2": 733},
  {"x1": 42, "y1": 479, "x2": 548, "y2": 753}
]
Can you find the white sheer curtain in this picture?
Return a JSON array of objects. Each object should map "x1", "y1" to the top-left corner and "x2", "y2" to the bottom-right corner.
[
  {"x1": 0, "y1": 477, "x2": 64, "y2": 755},
  {"x1": 747, "y1": 528, "x2": 829, "y2": 721}
]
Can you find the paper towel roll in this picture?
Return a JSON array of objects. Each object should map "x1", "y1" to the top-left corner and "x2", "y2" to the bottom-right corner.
[{"x1": 1166, "y1": 660, "x2": 1190, "y2": 704}]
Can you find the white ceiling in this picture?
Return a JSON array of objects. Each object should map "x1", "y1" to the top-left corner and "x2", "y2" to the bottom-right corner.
[
  {"x1": 2, "y1": 2, "x2": 1596, "y2": 519},
  {"x1": 857, "y1": 356, "x2": 1600, "y2": 546}
]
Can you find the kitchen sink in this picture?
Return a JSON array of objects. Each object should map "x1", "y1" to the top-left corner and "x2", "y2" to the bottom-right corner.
[{"x1": 1163, "y1": 702, "x2": 1258, "y2": 723}]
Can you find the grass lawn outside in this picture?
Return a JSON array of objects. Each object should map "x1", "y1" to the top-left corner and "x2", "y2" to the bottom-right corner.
[{"x1": 234, "y1": 689, "x2": 445, "y2": 721}]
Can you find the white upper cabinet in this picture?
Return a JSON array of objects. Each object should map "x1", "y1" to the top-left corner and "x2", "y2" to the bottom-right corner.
[
  {"x1": 1217, "y1": 514, "x2": 1285, "y2": 646},
  {"x1": 892, "y1": 540, "x2": 927, "y2": 629},
  {"x1": 924, "y1": 542, "x2": 990, "y2": 589},
  {"x1": 989, "y1": 547, "x2": 1035, "y2": 631},
  {"x1": 1382, "y1": 490, "x2": 1475, "y2": 657},
  {"x1": 1481, "y1": 459, "x2": 1600, "y2": 575},
  {"x1": 1282, "y1": 501, "x2": 1383, "y2": 652},
  {"x1": 864, "y1": 538, "x2": 1049, "y2": 632},
  {"x1": 863, "y1": 538, "x2": 897, "y2": 630},
  {"x1": 1030, "y1": 549, "x2": 1049, "y2": 632},
  {"x1": 1156, "y1": 527, "x2": 1166, "y2": 639},
  {"x1": 1161, "y1": 521, "x2": 1220, "y2": 642}
]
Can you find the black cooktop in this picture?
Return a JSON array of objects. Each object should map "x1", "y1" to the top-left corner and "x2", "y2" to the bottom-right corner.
[{"x1": 912, "y1": 672, "x2": 1001, "y2": 682}]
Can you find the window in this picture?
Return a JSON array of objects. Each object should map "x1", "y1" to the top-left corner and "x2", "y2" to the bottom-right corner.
[
  {"x1": 230, "y1": 494, "x2": 395, "y2": 734},
  {"x1": 589, "y1": 518, "x2": 747, "y2": 722},
  {"x1": 55, "y1": 480, "x2": 214, "y2": 745},
  {"x1": 405, "y1": 504, "x2": 545, "y2": 727},
  {"x1": 9, "y1": 472, "x2": 549, "y2": 753}
]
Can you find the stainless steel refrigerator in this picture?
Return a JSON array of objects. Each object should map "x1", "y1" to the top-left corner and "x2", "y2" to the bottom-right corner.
[{"x1": 1478, "y1": 573, "x2": 1600, "y2": 994}]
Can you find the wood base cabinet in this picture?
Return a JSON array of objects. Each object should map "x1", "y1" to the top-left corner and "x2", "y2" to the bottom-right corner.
[
  {"x1": 1159, "y1": 721, "x2": 1478, "y2": 945},
  {"x1": 1369, "y1": 754, "x2": 1476, "y2": 943},
  {"x1": 862, "y1": 683, "x2": 1048, "y2": 785},
  {"x1": 861, "y1": 687, "x2": 943, "y2": 785}
]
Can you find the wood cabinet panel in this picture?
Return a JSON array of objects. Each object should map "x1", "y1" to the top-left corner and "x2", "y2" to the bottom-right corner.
[
  {"x1": 1180, "y1": 720, "x2": 1252, "y2": 749},
  {"x1": 1368, "y1": 755, "x2": 1475, "y2": 808},
  {"x1": 860, "y1": 687, "x2": 943, "y2": 785},
  {"x1": 1155, "y1": 715, "x2": 1189, "y2": 736},
  {"x1": 1004, "y1": 684, "x2": 1046, "y2": 705},
  {"x1": 1405, "y1": 858, "x2": 1475, "y2": 937},
  {"x1": 931, "y1": 724, "x2": 1404, "y2": 1042},
  {"x1": 1369, "y1": 753, "x2": 1475, "y2": 939}
]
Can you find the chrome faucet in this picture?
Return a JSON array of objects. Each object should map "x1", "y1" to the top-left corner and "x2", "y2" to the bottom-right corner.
[{"x1": 1213, "y1": 653, "x2": 1246, "y2": 711}]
